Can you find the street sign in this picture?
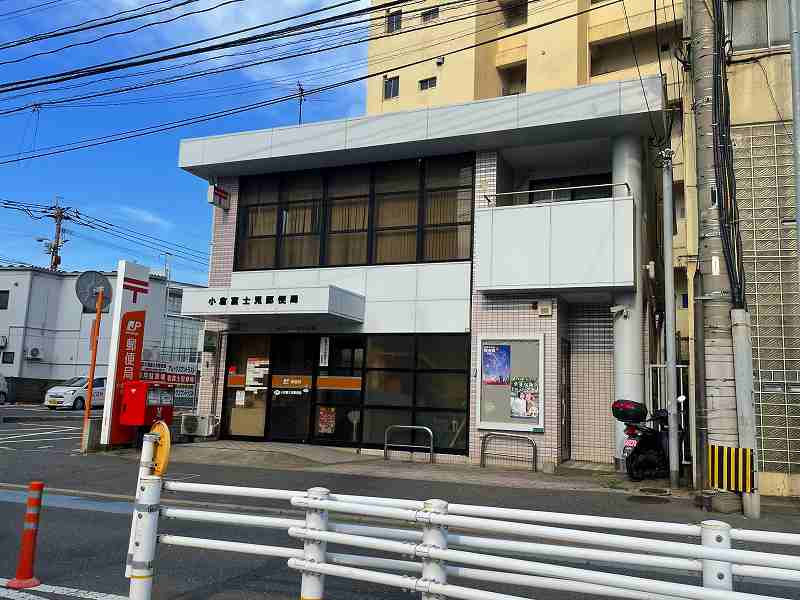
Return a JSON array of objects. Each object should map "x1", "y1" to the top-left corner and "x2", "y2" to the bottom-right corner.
[{"x1": 75, "y1": 271, "x2": 112, "y2": 312}]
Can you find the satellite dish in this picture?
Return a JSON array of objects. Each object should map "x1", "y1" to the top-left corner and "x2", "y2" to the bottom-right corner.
[{"x1": 75, "y1": 270, "x2": 112, "y2": 312}]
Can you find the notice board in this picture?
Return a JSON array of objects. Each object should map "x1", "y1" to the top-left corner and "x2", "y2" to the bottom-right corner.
[{"x1": 478, "y1": 336, "x2": 544, "y2": 432}]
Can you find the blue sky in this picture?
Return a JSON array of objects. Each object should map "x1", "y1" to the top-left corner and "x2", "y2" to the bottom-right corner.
[{"x1": 0, "y1": 0, "x2": 369, "y2": 284}]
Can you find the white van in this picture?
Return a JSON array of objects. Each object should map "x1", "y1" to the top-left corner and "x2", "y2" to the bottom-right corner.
[{"x1": 44, "y1": 377, "x2": 105, "y2": 410}]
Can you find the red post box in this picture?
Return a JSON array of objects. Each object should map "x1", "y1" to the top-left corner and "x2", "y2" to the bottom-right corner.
[{"x1": 120, "y1": 380, "x2": 175, "y2": 427}]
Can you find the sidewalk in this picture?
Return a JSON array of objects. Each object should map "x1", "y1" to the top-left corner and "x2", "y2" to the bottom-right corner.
[{"x1": 115, "y1": 439, "x2": 678, "y2": 498}]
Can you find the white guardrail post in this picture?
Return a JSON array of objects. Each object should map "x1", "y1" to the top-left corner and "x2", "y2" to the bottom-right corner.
[
  {"x1": 125, "y1": 433, "x2": 157, "y2": 579},
  {"x1": 701, "y1": 520, "x2": 733, "y2": 591},
  {"x1": 300, "y1": 487, "x2": 329, "y2": 600},
  {"x1": 420, "y1": 499, "x2": 448, "y2": 600},
  {"x1": 128, "y1": 475, "x2": 162, "y2": 600}
]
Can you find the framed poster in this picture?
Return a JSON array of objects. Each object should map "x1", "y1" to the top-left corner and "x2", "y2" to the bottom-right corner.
[{"x1": 477, "y1": 335, "x2": 544, "y2": 432}]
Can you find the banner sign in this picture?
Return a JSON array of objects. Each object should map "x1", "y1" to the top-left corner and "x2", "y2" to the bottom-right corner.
[
  {"x1": 101, "y1": 260, "x2": 152, "y2": 446},
  {"x1": 141, "y1": 360, "x2": 198, "y2": 385}
]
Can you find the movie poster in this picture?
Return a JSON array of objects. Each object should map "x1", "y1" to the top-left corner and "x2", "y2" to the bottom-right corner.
[
  {"x1": 482, "y1": 344, "x2": 511, "y2": 385},
  {"x1": 510, "y1": 376, "x2": 539, "y2": 419}
]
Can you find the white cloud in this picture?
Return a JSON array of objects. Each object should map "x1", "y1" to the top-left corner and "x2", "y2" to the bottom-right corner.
[{"x1": 119, "y1": 205, "x2": 174, "y2": 229}]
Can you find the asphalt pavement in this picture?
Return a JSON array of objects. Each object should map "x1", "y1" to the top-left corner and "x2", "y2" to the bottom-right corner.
[{"x1": 1, "y1": 416, "x2": 799, "y2": 600}]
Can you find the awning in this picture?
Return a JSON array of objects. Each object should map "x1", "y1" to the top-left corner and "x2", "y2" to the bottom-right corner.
[{"x1": 181, "y1": 285, "x2": 365, "y2": 323}]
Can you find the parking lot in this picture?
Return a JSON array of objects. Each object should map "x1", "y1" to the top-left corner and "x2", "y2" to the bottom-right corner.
[{"x1": 0, "y1": 405, "x2": 83, "y2": 454}]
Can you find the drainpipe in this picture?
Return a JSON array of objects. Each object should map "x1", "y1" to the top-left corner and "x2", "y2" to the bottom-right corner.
[{"x1": 612, "y1": 135, "x2": 645, "y2": 471}]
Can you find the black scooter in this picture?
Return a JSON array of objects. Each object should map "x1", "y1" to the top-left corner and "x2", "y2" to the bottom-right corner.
[{"x1": 611, "y1": 400, "x2": 669, "y2": 481}]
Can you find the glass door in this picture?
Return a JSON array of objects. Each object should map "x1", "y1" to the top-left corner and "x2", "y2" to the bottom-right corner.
[
  {"x1": 222, "y1": 336, "x2": 269, "y2": 438},
  {"x1": 268, "y1": 335, "x2": 316, "y2": 441},
  {"x1": 313, "y1": 335, "x2": 365, "y2": 444}
]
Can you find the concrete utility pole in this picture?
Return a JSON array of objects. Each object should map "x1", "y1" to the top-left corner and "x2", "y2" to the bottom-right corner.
[
  {"x1": 690, "y1": 0, "x2": 740, "y2": 493},
  {"x1": 49, "y1": 205, "x2": 67, "y2": 271},
  {"x1": 662, "y1": 150, "x2": 680, "y2": 488}
]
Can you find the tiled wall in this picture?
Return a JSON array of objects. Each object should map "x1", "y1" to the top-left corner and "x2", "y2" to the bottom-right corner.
[
  {"x1": 198, "y1": 177, "x2": 239, "y2": 417},
  {"x1": 470, "y1": 151, "x2": 562, "y2": 470},
  {"x1": 568, "y1": 304, "x2": 615, "y2": 463}
]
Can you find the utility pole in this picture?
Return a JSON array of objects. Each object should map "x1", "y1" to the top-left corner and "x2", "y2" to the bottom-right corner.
[
  {"x1": 691, "y1": 0, "x2": 739, "y2": 485},
  {"x1": 49, "y1": 204, "x2": 67, "y2": 270},
  {"x1": 298, "y1": 82, "x2": 305, "y2": 126},
  {"x1": 661, "y1": 149, "x2": 680, "y2": 489}
]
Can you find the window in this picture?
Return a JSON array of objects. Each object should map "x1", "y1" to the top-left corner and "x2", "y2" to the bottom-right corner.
[
  {"x1": 327, "y1": 166, "x2": 369, "y2": 266},
  {"x1": 0, "y1": 290, "x2": 8, "y2": 310},
  {"x1": 682, "y1": 294, "x2": 689, "y2": 309},
  {"x1": 421, "y1": 7, "x2": 439, "y2": 22},
  {"x1": 728, "y1": 0, "x2": 789, "y2": 50},
  {"x1": 423, "y1": 155, "x2": 473, "y2": 261},
  {"x1": 374, "y1": 161, "x2": 418, "y2": 264},
  {"x1": 387, "y1": 10, "x2": 402, "y2": 33},
  {"x1": 502, "y1": 0, "x2": 527, "y2": 28},
  {"x1": 383, "y1": 75, "x2": 399, "y2": 100},
  {"x1": 235, "y1": 153, "x2": 475, "y2": 270},
  {"x1": 419, "y1": 76, "x2": 437, "y2": 91},
  {"x1": 1, "y1": 352, "x2": 13, "y2": 364},
  {"x1": 363, "y1": 334, "x2": 469, "y2": 451}
]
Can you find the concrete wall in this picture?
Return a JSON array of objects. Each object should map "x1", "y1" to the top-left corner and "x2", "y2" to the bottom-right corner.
[{"x1": 0, "y1": 269, "x2": 196, "y2": 401}]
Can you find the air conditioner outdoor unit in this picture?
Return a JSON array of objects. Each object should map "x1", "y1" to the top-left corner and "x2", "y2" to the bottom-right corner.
[
  {"x1": 26, "y1": 347, "x2": 43, "y2": 360},
  {"x1": 0, "y1": 335, "x2": 7, "y2": 349},
  {"x1": 180, "y1": 413, "x2": 217, "y2": 437}
]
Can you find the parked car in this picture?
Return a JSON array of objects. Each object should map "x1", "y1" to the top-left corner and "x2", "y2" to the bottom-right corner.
[
  {"x1": 44, "y1": 377, "x2": 105, "y2": 410},
  {"x1": 0, "y1": 374, "x2": 7, "y2": 404}
]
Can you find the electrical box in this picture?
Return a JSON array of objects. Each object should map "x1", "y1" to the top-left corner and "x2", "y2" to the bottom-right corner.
[{"x1": 120, "y1": 380, "x2": 175, "y2": 427}]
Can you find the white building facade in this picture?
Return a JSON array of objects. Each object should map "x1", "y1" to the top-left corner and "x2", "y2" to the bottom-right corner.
[
  {"x1": 0, "y1": 267, "x2": 203, "y2": 403},
  {"x1": 181, "y1": 77, "x2": 665, "y2": 471}
]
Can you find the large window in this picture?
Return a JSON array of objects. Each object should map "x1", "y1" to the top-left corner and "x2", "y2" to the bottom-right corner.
[
  {"x1": 363, "y1": 334, "x2": 469, "y2": 451},
  {"x1": 727, "y1": 0, "x2": 789, "y2": 50},
  {"x1": 235, "y1": 154, "x2": 474, "y2": 270}
]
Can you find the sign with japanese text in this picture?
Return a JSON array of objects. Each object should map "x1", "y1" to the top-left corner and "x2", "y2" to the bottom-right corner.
[{"x1": 101, "y1": 260, "x2": 152, "y2": 446}]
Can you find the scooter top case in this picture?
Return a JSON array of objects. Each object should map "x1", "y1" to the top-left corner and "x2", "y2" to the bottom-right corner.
[{"x1": 612, "y1": 399, "x2": 648, "y2": 423}]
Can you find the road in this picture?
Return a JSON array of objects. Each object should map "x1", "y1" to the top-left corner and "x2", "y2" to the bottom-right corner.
[{"x1": 1, "y1": 417, "x2": 799, "y2": 600}]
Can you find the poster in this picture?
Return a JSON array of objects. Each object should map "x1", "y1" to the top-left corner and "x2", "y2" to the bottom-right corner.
[
  {"x1": 510, "y1": 376, "x2": 539, "y2": 419},
  {"x1": 317, "y1": 406, "x2": 336, "y2": 434},
  {"x1": 319, "y1": 336, "x2": 330, "y2": 367},
  {"x1": 482, "y1": 344, "x2": 510, "y2": 385},
  {"x1": 235, "y1": 389, "x2": 246, "y2": 407},
  {"x1": 246, "y1": 357, "x2": 269, "y2": 390}
]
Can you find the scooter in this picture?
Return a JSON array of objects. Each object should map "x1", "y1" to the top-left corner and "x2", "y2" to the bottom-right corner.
[{"x1": 611, "y1": 399, "x2": 669, "y2": 481}]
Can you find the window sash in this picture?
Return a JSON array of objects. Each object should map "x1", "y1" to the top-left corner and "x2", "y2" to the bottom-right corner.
[{"x1": 383, "y1": 76, "x2": 399, "y2": 99}]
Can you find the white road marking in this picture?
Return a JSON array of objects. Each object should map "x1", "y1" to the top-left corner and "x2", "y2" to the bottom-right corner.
[
  {"x1": 0, "y1": 588, "x2": 42, "y2": 600},
  {"x1": 0, "y1": 429, "x2": 80, "y2": 442},
  {"x1": 0, "y1": 580, "x2": 127, "y2": 600},
  {"x1": 3, "y1": 437, "x2": 82, "y2": 444},
  {"x1": 36, "y1": 446, "x2": 54, "y2": 449},
  {"x1": 0, "y1": 446, "x2": 15, "y2": 451},
  {"x1": 165, "y1": 473, "x2": 200, "y2": 482}
]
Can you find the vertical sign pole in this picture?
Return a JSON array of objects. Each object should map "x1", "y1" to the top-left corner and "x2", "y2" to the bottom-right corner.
[{"x1": 82, "y1": 288, "x2": 104, "y2": 453}]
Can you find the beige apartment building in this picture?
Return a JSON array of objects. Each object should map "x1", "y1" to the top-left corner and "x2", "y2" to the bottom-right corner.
[{"x1": 367, "y1": 0, "x2": 799, "y2": 495}]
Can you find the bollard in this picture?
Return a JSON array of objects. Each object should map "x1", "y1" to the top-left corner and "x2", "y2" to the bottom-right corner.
[
  {"x1": 300, "y1": 487, "x2": 329, "y2": 600},
  {"x1": 127, "y1": 475, "x2": 162, "y2": 600},
  {"x1": 125, "y1": 433, "x2": 158, "y2": 579},
  {"x1": 420, "y1": 499, "x2": 448, "y2": 600},
  {"x1": 700, "y1": 520, "x2": 733, "y2": 591},
  {"x1": 7, "y1": 481, "x2": 45, "y2": 590}
]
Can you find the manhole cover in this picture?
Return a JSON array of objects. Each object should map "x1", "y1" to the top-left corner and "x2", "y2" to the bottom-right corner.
[
  {"x1": 627, "y1": 495, "x2": 671, "y2": 505},
  {"x1": 639, "y1": 487, "x2": 671, "y2": 496}
]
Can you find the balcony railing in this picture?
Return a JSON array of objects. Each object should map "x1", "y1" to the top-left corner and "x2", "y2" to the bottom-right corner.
[
  {"x1": 475, "y1": 186, "x2": 636, "y2": 292},
  {"x1": 484, "y1": 182, "x2": 631, "y2": 206}
]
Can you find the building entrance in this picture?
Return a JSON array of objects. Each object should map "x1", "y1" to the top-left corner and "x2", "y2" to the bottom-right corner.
[{"x1": 268, "y1": 335, "x2": 316, "y2": 442}]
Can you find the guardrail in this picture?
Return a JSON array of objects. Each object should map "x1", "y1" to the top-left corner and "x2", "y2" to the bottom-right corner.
[
  {"x1": 126, "y1": 434, "x2": 800, "y2": 600},
  {"x1": 384, "y1": 425, "x2": 435, "y2": 464},
  {"x1": 479, "y1": 433, "x2": 537, "y2": 471}
]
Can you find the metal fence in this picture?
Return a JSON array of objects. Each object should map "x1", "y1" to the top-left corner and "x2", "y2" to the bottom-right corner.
[{"x1": 126, "y1": 434, "x2": 800, "y2": 600}]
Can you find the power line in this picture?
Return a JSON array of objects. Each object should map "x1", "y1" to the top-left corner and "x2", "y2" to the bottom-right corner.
[
  {"x1": 0, "y1": 0, "x2": 204, "y2": 50},
  {"x1": 0, "y1": 0, "x2": 254, "y2": 67},
  {"x1": 0, "y1": 0, "x2": 624, "y2": 166},
  {"x1": 621, "y1": 0, "x2": 663, "y2": 146},
  {"x1": 0, "y1": 0, "x2": 405, "y2": 93},
  {"x1": 0, "y1": 0, "x2": 506, "y2": 116}
]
